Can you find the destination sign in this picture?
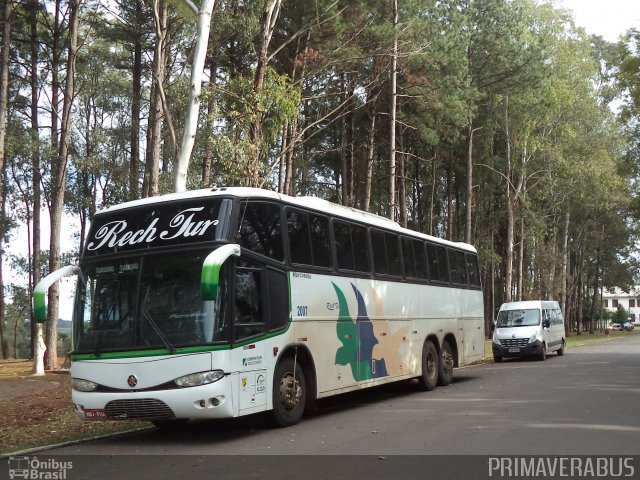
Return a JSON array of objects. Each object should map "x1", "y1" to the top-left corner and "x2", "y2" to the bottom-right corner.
[{"x1": 83, "y1": 198, "x2": 232, "y2": 257}]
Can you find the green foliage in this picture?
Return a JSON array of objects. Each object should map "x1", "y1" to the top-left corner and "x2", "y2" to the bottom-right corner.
[{"x1": 612, "y1": 304, "x2": 629, "y2": 325}]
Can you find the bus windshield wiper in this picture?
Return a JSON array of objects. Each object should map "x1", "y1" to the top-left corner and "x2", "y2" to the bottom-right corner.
[{"x1": 142, "y1": 309, "x2": 175, "y2": 352}]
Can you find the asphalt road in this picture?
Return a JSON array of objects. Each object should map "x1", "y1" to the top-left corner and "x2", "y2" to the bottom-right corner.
[{"x1": 4, "y1": 335, "x2": 639, "y2": 479}]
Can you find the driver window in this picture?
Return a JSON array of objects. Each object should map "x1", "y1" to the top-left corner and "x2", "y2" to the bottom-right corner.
[{"x1": 234, "y1": 264, "x2": 265, "y2": 340}]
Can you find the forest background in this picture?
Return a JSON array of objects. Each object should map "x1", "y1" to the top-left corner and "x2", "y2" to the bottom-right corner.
[{"x1": 1, "y1": 0, "x2": 640, "y2": 371}]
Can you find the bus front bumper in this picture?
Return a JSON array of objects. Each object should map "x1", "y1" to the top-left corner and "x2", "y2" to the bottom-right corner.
[{"x1": 72, "y1": 375, "x2": 234, "y2": 421}]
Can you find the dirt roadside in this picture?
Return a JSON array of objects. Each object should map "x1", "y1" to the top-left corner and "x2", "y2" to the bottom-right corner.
[{"x1": 0, "y1": 359, "x2": 146, "y2": 455}]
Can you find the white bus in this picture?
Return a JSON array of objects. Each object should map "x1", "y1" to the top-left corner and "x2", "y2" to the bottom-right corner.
[{"x1": 34, "y1": 187, "x2": 484, "y2": 427}]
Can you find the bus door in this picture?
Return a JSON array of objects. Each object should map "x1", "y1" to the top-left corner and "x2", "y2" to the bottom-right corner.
[{"x1": 232, "y1": 259, "x2": 268, "y2": 413}]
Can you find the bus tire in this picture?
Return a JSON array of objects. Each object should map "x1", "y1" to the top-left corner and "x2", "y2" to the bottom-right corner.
[
  {"x1": 271, "y1": 357, "x2": 306, "y2": 427},
  {"x1": 417, "y1": 340, "x2": 439, "y2": 391},
  {"x1": 438, "y1": 341, "x2": 454, "y2": 386}
]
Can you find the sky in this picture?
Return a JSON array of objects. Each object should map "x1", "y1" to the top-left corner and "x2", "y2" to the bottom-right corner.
[
  {"x1": 5, "y1": 1, "x2": 640, "y2": 320},
  {"x1": 558, "y1": 0, "x2": 640, "y2": 42}
]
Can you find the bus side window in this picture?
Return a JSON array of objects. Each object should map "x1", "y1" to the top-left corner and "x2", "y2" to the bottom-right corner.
[
  {"x1": 286, "y1": 209, "x2": 332, "y2": 269},
  {"x1": 334, "y1": 220, "x2": 370, "y2": 273},
  {"x1": 238, "y1": 202, "x2": 284, "y2": 261},
  {"x1": 427, "y1": 243, "x2": 450, "y2": 283},
  {"x1": 266, "y1": 268, "x2": 288, "y2": 331},
  {"x1": 449, "y1": 249, "x2": 468, "y2": 285},
  {"x1": 466, "y1": 253, "x2": 481, "y2": 287}
]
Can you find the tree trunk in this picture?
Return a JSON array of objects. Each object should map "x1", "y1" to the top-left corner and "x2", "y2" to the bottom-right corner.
[
  {"x1": 387, "y1": 0, "x2": 398, "y2": 221},
  {"x1": 202, "y1": 52, "x2": 218, "y2": 187},
  {"x1": 0, "y1": 0, "x2": 10, "y2": 359},
  {"x1": 465, "y1": 124, "x2": 481, "y2": 244},
  {"x1": 364, "y1": 111, "x2": 376, "y2": 212},
  {"x1": 47, "y1": 0, "x2": 80, "y2": 371},
  {"x1": 174, "y1": 0, "x2": 217, "y2": 193},
  {"x1": 29, "y1": 0, "x2": 43, "y2": 371},
  {"x1": 517, "y1": 218, "x2": 524, "y2": 301},
  {"x1": 129, "y1": 0, "x2": 143, "y2": 200},
  {"x1": 143, "y1": 0, "x2": 168, "y2": 198},
  {"x1": 246, "y1": 0, "x2": 281, "y2": 187},
  {"x1": 561, "y1": 210, "x2": 570, "y2": 336}
]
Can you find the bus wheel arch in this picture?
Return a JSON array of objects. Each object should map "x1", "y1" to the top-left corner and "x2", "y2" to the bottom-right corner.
[
  {"x1": 438, "y1": 335, "x2": 457, "y2": 386},
  {"x1": 271, "y1": 345, "x2": 316, "y2": 427},
  {"x1": 417, "y1": 336, "x2": 439, "y2": 391}
]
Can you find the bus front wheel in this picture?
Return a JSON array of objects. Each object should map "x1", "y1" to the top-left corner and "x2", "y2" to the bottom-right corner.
[
  {"x1": 417, "y1": 340, "x2": 439, "y2": 391},
  {"x1": 272, "y1": 357, "x2": 306, "y2": 427}
]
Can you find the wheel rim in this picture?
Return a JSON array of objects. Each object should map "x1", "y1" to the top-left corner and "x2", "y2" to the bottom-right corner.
[
  {"x1": 426, "y1": 351, "x2": 437, "y2": 379},
  {"x1": 279, "y1": 372, "x2": 302, "y2": 411},
  {"x1": 442, "y1": 349, "x2": 454, "y2": 374}
]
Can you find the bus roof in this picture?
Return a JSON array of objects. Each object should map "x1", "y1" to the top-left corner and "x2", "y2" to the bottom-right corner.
[{"x1": 94, "y1": 187, "x2": 476, "y2": 252}]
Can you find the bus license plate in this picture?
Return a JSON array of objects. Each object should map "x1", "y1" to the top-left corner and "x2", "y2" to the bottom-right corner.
[
  {"x1": 508, "y1": 348, "x2": 520, "y2": 353},
  {"x1": 84, "y1": 408, "x2": 107, "y2": 419}
]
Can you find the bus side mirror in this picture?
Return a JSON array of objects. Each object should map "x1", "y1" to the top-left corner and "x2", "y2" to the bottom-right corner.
[
  {"x1": 33, "y1": 265, "x2": 81, "y2": 323},
  {"x1": 201, "y1": 244, "x2": 241, "y2": 301},
  {"x1": 543, "y1": 319, "x2": 550, "y2": 328}
]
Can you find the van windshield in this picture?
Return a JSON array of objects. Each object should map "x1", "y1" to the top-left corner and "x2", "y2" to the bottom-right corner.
[{"x1": 496, "y1": 309, "x2": 540, "y2": 327}]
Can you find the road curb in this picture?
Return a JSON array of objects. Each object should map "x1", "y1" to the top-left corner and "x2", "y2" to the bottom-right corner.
[{"x1": 0, "y1": 427, "x2": 154, "y2": 459}]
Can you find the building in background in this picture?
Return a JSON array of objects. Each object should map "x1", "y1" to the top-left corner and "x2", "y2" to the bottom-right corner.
[{"x1": 602, "y1": 287, "x2": 640, "y2": 322}]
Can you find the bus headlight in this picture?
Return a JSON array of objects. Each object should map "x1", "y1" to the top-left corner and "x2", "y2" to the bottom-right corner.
[
  {"x1": 71, "y1": 378, "x2": 98, "y2": 392},
  {"x1": 174, "y1": 370, "x2": 225, "y2": 388}
]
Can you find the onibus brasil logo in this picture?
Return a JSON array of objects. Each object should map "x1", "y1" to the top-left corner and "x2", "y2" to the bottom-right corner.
[{"x1": 7, "y1": 456, "x2": 73, "y2": 480}]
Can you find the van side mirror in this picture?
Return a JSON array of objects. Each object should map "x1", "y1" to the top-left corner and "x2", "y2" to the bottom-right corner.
[
  {"x1": 543, "y1": 319, "x2": 550, "y2": 328},
  {"x1": 490, "y1": 322, "x2": 495, "y2": 332},
  {"x1": 33, "y1": 265, "x2": 81, "y2": 323},
  {"x1": 201, "y1": 244, "x2": 241, "y2": 301}
]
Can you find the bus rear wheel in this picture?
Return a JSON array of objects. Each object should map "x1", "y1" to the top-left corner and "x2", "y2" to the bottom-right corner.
[
  {"x1": 438, "y1": 341, "x2": 454, "y2": 386},
  {"x1": 271, "y1": 357, "x2": 306, "y2": 427},
  {"x1": 417, "y1": 340, "x2": 439, "y2": 391}
]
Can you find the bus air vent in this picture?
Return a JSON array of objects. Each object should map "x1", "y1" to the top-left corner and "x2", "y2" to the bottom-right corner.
[{"x1": 105, "y1": 399, "x2": 175, "y2": 420}]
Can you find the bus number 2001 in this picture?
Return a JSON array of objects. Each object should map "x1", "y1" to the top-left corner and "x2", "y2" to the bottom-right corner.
[{"x1": 297, "y1": 306, "x2": 308, "y2": 317}]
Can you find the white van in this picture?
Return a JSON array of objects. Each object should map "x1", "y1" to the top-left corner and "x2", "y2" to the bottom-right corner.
[{"x1": 492, "y1": 300, "x2": 566, "y2": 362}]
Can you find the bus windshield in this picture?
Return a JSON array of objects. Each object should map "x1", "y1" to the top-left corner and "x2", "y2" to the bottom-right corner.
[
  {"x1": 495, "y1": 309, "x2": 540, "y2": 328},
  {"x1": 73, "y1": 249, "x2": 228, "y2": 353}
]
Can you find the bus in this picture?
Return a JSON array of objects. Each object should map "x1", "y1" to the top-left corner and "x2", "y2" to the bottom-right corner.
[{"x1": 34, "y1": 187, "x2": 484, "y2": 428}]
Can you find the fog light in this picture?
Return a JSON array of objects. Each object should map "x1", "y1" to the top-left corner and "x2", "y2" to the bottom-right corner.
[
  {"x1": 199, "y1": 400, "x2": 206, "y2": 407},
  {"x1": 211, "y1": 397, "x2": 220, "y2": 407}
]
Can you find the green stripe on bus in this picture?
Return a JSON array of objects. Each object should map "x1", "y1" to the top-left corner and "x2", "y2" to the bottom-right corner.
[{"x1": 34, "y1": 290, "x2": 47, "y2": 323}]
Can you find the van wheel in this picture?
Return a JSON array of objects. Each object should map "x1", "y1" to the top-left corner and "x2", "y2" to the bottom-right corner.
[
  {"x1": 417, "y1": 340, "x2": 439, "y2": 391},
  {"x1": 557, "y1": 340, "x2": 565, "y2": 356},
  {"x1": 271, "y1": 357, "x2": 306, "y2": 427},
  {"x1": 438, "y1": 341, "x2": 454, "y2": 386},
  {"x1": 538, "y1": 343, "x2": 546, "y2": 361}
]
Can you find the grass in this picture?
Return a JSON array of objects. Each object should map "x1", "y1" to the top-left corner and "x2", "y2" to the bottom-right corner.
[{"x1": 0, "y1": 359, "x2": 148, "y2": 456}]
